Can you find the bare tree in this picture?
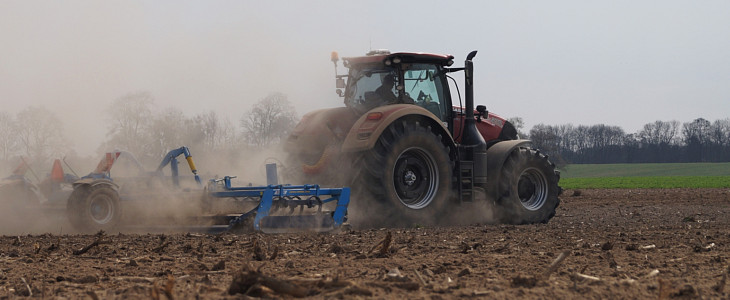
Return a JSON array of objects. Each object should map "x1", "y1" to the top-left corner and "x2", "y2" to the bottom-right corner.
[
  {"x1": 507, "y1": 117, "x2": 527, "y2": 138},
  {"x1": 186, "y1": 111, "x2": 228, "y2": 151},
  {"x1": 529, "y1": 123, "x2": 570, "y2": 166},
  {"x1": 638, "y1": 120, "x2": 679, "y2": 146},
  {"x1": 709, "y1": 118, "x2": 730, "y2": 147},
  {"x1": 556, "y1": 124, "x2": 575, "y2": 154},
  {"x1": 217, "y1": 117, "x2": 241, "y2": 151},
  {"x1": 147, "y1": 108, "x2": 187, "y2": 159},
  {"x1": 587, "y1": 124, "x2": 625, "y2": 149},
  {"x1": 14, "y1": 106, "x2": 67, "y2": 164},
  {"x1": 0, "y1": 112, "x2": 18, "y2": 162},
  {"x1": 706, "y1": 118, "x2": 730, "y2": 161},
  {"x1": 682, "y1": 118, "x2": 712, "y2": 145},
  {"x1": 682, "y1": 118, "x2": 712, "y2": 162},
  {"x1": 572, "y1": 125, "x2": 591, "y2": 156},
  {"x1": 106, "y1": 92, "x2": 154, "y2": 155},
  {"x1": 529, "y1": 124, "x2": 561, "y2": 162},
  {"x1": 529, "y1": 124, "x2": 555, "y2": 150},
  {"x1": 240, "y1": 93, "x2": 298, "y2": 147}
]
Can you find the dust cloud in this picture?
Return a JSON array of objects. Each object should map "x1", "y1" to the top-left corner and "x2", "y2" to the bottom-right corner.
[
  {"x1": 0, "y1": 16, "x2": 340, "y2": 234},
  {"x1": 0, "y1": 177, "x2": 74, "y2": 235},
  {"x1": 347, "y1": 190, "x2": 498, "y2": 230},
  {"x1": 0, "y1": 140, "x2": 501, "y2": 235},
  {"x1": 0, "y1": 144, "x2": 303, "y2": 235}
]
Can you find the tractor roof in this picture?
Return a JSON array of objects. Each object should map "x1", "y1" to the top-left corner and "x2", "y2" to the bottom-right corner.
[{"x1": 344, "y1": 52, "x2": 455, "y2": 67}]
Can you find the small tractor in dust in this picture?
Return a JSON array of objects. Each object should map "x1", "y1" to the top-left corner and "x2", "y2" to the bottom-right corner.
[
  {"x1": 65, "y1": 147, "x2": 205, "y2": 232},
  {"x1": 66, "y1": 147, "x2": 351, "y2": 233},
  {"x1": 0, "y1": 158, "x2": 78, "y2": 215},
  {"x1": 284, "y1": 50, "x2": 561, "y2": 226}
]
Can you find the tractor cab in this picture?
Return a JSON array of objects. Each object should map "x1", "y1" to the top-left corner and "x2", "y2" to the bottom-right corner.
[
  {"x1": 336, "y1": 51, "x2": 453, "y2": 120},
  {"x1": 342, "y1": 63, "x2": 451, "y2": 122},
  {"x1": 333, "y1": 50, "x2": 513, "y2": 145}
]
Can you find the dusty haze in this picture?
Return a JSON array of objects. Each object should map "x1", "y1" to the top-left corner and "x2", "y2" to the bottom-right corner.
[
  {"x1": 0, "y1": 144, "x2": 302, "y2": 235},
  {"x1": 1, "y1": 1, "x2": 728, "y2": 234},
  {"x1": 2, "y1": 1, "x2": 729, "y2": 158}
]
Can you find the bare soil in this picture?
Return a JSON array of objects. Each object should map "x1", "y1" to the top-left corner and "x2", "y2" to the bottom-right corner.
[{"x1": 1, "y1": 188, "x2": 729, "y2": 299}]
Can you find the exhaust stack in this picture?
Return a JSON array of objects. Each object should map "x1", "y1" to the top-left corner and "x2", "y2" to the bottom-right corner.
[{"x1": 458, "y1": 51, "x2": 488, "y2": 200}]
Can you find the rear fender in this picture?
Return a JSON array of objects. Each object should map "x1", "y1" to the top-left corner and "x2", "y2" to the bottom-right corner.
[
  {"x1": 284, "y1": 107, "x2": 359, "y2": 155},
  {"x1": 485, "y1": 139, "x2": 532, "y2": 198},
  {"x1": 341, "y1": 104, "x2": 454, "y2": 153},
  {"x1": 72, "y1": 178, "x2": 119, "y2": 192}
]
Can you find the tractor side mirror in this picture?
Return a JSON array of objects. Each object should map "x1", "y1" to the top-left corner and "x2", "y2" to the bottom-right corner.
[
  {"x1": 476, "y1": 105, "x2": 487, "y2": 122},
  {"x1": 336, "y1": 77, "x2": 345, "y2": 89},
  {"x1": 332, "y1": 51, "x2": 342, "y2": 91}
]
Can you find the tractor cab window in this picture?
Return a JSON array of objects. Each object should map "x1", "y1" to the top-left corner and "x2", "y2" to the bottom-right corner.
[
  {"x1": 344, "y1": 67, "x2": 398, "y2": 114},
  {"x1": 403, "y1": 64, "x2": 447, "y2": 121}
]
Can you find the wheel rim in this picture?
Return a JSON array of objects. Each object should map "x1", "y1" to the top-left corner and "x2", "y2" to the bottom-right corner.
[
  {"x1": 89, "y1": 194, "x2": 114, "y2": 224},
  {"x1": 517, "y1": 167, "x2": 548, "y2": 211},
  {"x1": 392, "y1": 147, "x2": 438, "y2": 209}
]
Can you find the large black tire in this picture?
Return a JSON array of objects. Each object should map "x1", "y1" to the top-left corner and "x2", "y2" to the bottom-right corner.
[
  {"x1": 67, "y1": 184, "x2": 122, "y2": 233},
  {"x1": 496, "y1": 147, "x2": 561, "y2": 224},
  {"x1": 354, "y1": 120, "x2": 452, "y2": 227}
]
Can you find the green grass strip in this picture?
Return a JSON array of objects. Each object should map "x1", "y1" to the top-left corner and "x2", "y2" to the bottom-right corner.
[
  {"x1": 559, "y1": 162, "x2": 730, "y2": 178},
  {"x1": 559, "y1": 176, "x2": 730, "y2": 189}
]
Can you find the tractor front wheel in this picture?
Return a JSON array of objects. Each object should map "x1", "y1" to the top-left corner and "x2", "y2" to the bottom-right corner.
[
  {"x1": 67, "y1": 184, "x2": 122, "y2": 233},
  {"x1": 496, "y1": 147, "x2": 561, "y2": 224}
]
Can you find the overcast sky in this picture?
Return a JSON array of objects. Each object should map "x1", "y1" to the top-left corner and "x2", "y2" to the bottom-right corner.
[{"x1": 1, "y1": 1, "x2": 728, "y2": 155}]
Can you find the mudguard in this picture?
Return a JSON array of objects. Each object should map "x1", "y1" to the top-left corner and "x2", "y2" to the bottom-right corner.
[
  {"x1": 341, "y1": 104, "x2": 454, "y2": 153},
  {"x1": 72, "y1": 178, "x2": 119, "y2": 191},
  {"x1": 283, "y1": 107, "x2": 358, "y2": 156},
  {"x1": 485, "y1": 139, "x2": 532, "y2": 198}
]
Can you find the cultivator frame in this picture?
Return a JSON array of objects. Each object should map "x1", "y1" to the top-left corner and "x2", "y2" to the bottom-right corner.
[
  {"x1": 53, "y1": 145, "x2": 351, "y2": 234},
  {"x1": 207, "y1": 176, "x2": 350, "y2": 233}
]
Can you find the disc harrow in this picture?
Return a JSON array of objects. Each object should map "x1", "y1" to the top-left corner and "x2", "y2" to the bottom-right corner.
[{"x1": 207, "y1": 176, "x2": 350, "y2": 233}]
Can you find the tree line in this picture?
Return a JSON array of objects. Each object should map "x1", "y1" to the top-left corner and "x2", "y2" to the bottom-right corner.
[
  {"x1": 2, "y1": 92, "x2": 727, "y2": 174},
  {"x1": 522, "y1": 118, "x2": 730, "y2": 166},
  {"x1": 0, "y1": 92, "x2": 298, "y2": 172}
]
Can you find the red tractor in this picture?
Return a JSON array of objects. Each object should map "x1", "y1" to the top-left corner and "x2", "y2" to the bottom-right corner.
[{"x1": 284, "y1": 50, "x2": 561, "y2": 226}]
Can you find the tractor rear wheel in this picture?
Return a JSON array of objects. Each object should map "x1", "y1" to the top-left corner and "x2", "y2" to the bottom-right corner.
[
  {"x1": 496, "y1": 147, "x2": 560, "y2": 224},
  {"x1": 356, "y1": 120, "x2": 451, "y2": 227},
  {"x1": 67, "y1": 184, "x2": 122, "y2": 232}
]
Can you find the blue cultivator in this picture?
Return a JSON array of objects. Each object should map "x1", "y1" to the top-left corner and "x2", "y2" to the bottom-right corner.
[{"x1": 207, "y1": 176, "x2": 350, "y2": 233}]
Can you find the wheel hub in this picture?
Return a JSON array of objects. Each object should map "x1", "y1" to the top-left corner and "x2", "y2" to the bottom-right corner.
[
  {"x1": 518, "y1": 167, "x2": 548, "y2": 211},
  {"x1": 90, "y1": 195, "x2": 113, "y2": 224},
  {"x1": 392, "y1": 148, "x2": 438, "y2": 209},
  {"x1": 403, "y1": 170, "x2": 417, "y2": 186}
]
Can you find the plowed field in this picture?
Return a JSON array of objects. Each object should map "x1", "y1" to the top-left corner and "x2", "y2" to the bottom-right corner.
[{"x1": 1, "y1": 188, "x2": 729, "y2": 299}]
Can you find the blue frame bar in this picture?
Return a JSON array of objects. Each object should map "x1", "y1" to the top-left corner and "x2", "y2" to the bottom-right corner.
[{"x1": 208, "y1": 176, "x2": 350, "y2": 232}]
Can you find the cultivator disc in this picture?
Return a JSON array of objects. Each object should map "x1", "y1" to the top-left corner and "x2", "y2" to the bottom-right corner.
[{"x1": 207, "y1": 177, "x2": 350, "y2": 233}]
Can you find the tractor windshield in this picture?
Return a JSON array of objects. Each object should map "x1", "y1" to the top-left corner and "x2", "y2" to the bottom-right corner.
[
  {"x1": 343, "y1": 63, "x2": 449, "y2": 121},
  {"x1": 344, "y1": 67, "x2": 398, "y2": 114},
  {"x1": 402, "y1": 64, "x2": 448, "y2": 121}
]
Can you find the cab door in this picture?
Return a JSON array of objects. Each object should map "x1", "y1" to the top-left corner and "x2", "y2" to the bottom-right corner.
[{"x1": 402, "y1": 64, "x2": 449, "y2": 123}]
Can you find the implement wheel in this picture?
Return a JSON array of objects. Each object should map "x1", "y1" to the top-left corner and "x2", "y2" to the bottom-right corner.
[
  {"x1": 67, "y1": 184, "x2": 122, "y2": 232},
  {"x1": 496, "y1": 147, "x2": 561, "y2": 224}
]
